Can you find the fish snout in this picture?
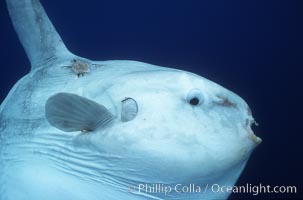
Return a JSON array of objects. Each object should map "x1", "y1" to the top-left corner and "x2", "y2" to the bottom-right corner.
[
  {"x1": 244, "y1": 107, "x2": 262, "y2": 146},
  {"x1": 248, "y1": 131, "x2": 262, "y2": 145}
]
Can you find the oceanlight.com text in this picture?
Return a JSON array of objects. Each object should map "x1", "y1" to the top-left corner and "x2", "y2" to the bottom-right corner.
[{"x1": 211, "y1": 183, "x2": 297, "y2": 196}]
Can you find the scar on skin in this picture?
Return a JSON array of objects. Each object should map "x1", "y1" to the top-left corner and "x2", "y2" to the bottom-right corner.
[
  {"x1": 61, "y1": 59, "x2": 90, "y2": 77},
  {"x1": 71, "y1": 59, "x2": 90, "y2": 77},
  {"x1": 215, "y1": 95, "x2": 237, "y2": 108}
]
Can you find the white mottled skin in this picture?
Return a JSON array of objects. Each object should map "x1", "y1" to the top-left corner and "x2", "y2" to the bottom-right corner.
[{"x1": 0, "y1": 0, "x2": 261, "y2": 200}]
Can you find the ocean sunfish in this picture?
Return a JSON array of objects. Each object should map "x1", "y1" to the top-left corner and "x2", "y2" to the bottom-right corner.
[{"x1": 0, "y1": 0, "x2": 262, "y2": 200}]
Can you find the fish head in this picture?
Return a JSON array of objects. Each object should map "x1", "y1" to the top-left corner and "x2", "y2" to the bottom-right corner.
[{"x1": 78, "y1": 69, "x2": 262, "y2": 184}]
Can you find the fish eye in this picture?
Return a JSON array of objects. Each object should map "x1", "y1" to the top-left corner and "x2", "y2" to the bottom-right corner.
[
  {"x1": 189, "y1": 97, "x2": 200, "y2": 105},
  {"x1": 186, "y1": 89, "x2": 204, "y2": 106}
]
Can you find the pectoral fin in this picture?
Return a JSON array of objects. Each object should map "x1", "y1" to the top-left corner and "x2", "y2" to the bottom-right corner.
[{"x1": 45, "y1": 93, "x2": 114, "y2": 132}]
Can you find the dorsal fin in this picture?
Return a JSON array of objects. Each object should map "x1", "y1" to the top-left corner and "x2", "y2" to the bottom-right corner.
[{"x1": 6, "y1": 0, "x2": 74, "y2": 70}]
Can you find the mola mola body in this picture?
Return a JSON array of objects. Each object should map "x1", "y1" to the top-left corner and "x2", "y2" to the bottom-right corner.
[{"x1": 0, "y1": 0, "x2": 261, "y2": 199}]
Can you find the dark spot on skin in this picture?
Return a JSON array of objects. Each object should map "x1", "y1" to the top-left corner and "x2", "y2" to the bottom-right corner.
[
  {"x1": 30, "y1": 0, "x2": 59, "y2": 63},
  {"x1": 215, "y1": 95, "x2": 237, "y2": 108},
  {"x1": 91, "y1": 63, "x2": 104, "y2": 68},
  {"x1": 32, "y1": 0, "x2": 45, "y2": 40},
  {"x1": 189, "y1": 97, "x2": 200, "y2": 106}
]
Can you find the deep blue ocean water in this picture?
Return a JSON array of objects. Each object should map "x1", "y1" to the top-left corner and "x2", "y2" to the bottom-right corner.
[{"x1": 0, "y1": 0, "x2": 302, "y2": 199}]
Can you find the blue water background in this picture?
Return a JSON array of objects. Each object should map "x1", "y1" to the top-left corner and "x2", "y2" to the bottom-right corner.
[{"x1": 0, "y1": 0, "x2": 302, "y2": 199}]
